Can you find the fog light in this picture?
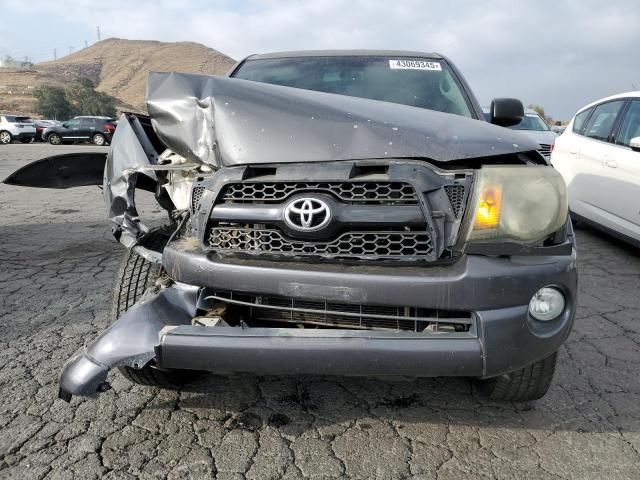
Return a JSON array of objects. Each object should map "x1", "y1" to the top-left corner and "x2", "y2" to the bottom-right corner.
[{"x1": 529, "y1": 287, "x2": 565, "y2": 321}]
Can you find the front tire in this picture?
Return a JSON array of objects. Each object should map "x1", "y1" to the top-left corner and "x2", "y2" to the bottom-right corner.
[
  {"x1": 0, "y1": 130, "x2": 12, "y2": 144},
  {"x1": 48, "y1": 133, "x2": 62, "y2": 145},
  {"x1": 92, "y1": 133, "x2": 106, "y2": 146},
  {"x1": 111, "y1": 227, "x2": 203, "y2": 388},
  {"x1": 477, "y1": 351, "x2": 558, "y2": 402}
]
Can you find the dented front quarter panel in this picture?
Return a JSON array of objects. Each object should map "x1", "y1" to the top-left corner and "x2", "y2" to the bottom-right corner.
[{"x1": 104, "y1": 114, "x2": 160, "y2": 248}]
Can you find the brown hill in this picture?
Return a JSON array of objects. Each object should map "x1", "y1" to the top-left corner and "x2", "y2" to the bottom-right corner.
[{"x1": 0, "y1": 38, "x2": 236, "y2": 117}]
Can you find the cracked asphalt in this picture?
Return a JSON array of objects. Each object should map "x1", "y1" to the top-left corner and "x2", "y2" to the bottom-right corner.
[{"x1": 1, "y1": 144, "x2": 639, "y2": 479}]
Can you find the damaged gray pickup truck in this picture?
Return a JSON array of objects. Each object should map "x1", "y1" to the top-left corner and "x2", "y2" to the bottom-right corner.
[{"x1": 5, "y1": 50, "x2": 577, "y2": 402}]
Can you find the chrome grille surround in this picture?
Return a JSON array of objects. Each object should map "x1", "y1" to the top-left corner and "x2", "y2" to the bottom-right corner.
[
  {"x1": 221, "y1": 181, "x2": 418, "y2": 204},
  {"x1": 208, "y1": 226, "x2": 433, "y2": 259}
]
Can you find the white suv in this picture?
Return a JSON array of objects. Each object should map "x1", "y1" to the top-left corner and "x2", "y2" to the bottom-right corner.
[
  {"x1": 0, "y1": 115, "x2": 36, "y2": 144},
  {"x1": 551, "y1": 92, "x2": 640, "y2": 244}
]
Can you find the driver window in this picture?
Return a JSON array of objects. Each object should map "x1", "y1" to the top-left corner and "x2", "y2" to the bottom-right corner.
[
  {"x1": 616, "y1": 101, "x2": 640, "y2": 148},
  {"x1": 66, "y1": 119, "x2": 81, "y2": 127},
  {"x1": 582, "y1": 100, "x2": 625, "y2": 142}
]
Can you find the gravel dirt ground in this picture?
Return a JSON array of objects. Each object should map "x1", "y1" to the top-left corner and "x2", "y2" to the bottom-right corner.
[{"x1": 1, "y1": 144, "x2": 639, "y2": 480}]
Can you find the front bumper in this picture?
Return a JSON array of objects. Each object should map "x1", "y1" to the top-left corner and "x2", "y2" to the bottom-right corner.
[{"x1": 59, "y1": 238, "x2": 577, "y2": 400}]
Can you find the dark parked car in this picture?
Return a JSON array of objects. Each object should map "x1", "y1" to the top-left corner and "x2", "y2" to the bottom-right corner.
[
  {"x1": 34, "y1": 120, "x2": 61, "y2": 141},
  {"x1": 43, "y1": 116, "x2": 117, "y2": 145},
  {"x1": 5, "y1": 51, "x2": 576, "y2": 403}
]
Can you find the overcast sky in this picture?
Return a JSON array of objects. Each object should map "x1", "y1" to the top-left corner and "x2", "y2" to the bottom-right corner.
[{"x1": 1, "y1": 0, "x2": 639, "y2": 119}]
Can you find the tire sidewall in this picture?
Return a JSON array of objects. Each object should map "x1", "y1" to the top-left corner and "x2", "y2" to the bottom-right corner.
[
  {"x1": 0, "y1": 131, "x2": 12, "y2": 144},
  {"x1": 110, "y1": 226, "x2": 172, "y2": 322},
  {"x1": 92, "y1": 133, "x2": 106, "y2": 146}
]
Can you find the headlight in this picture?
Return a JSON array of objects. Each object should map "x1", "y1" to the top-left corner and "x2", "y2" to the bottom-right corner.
[{"x1": 465, "y1": 166, "x2": 568, "y2": 243}]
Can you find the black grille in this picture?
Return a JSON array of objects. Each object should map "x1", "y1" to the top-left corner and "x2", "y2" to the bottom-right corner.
[
  {"x1": 538, "y1": 144, "x2": 552, "y2": 159},
  {"x1": 444, "y1": 185, "x2": 465, "y2": 217},
  {"x1": 221, "y1": 182, "x2": 417, "y2": 204},
  {"x1": 206, "y1": 291, "x2": 474, "y2": 333},
  {"x1": 191, "y1": 186, "x2": 205, "y2": 213},
  {"x1": 208, "y1": 227, "x2": 433, "y2": 259}
]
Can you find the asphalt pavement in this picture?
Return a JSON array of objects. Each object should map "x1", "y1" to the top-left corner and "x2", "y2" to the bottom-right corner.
[{"x1": 1, "y1": 144, "x2": 639, "y2": 479}]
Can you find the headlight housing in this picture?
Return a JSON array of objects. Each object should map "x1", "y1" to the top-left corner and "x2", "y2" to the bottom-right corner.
[{"x1": 465, "y1": 166, "x2": 568, "y2": 243}]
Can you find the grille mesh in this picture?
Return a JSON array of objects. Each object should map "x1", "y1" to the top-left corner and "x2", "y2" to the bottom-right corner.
[
  {"x1": 191, "y1": 186, "x2": 205, "y2": 212},
  {"x1": 221, "y1": 182, "x2": 417, "y2": 204},
  {"x1": 259, "y1": 298, "x2": 423, "y2": 330},
  {"x1": 208, "y1": 227, "x2": 432, "y2": 258},
  {"x1": 444, "y1": 185, "x2": 465, "y2": 217},
  {"x1": 208, "y1": 291, "x2": 474, "y2": 332}
]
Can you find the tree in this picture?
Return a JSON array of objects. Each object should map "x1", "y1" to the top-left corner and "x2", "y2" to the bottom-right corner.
[
  {"x1": 33, "y1": 85, "x2": 72, "y2": 119},
  {"x1": 65, "y1": 78, "x2": 117, "y2": 117},
  {"x1": 33, "y1": 78, "x2": 118, "y2": 119},
  {"x1": 528, "y1": 104, "x2": 545, "y2": 119}
]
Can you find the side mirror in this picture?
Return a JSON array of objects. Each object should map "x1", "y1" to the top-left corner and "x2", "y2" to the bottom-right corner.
[
  {"x1": 630, "y1": 137, "x2": 640, "y2": 152},
  {"x1": 490, "y1": 98, "x2": 524, "y2": 127},
  {"x1": 62, "y1": 123, "x2": 69, "y2": 128}
]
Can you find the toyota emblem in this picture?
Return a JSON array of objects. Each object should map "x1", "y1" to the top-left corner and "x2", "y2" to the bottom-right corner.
[{"x1": 283, "y1": 197, "x2": 332, "y2": 232}]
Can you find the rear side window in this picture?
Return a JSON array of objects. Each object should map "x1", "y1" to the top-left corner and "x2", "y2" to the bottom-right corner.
[
  {"x1": 616, "y1": 100, "x2": 640, "y2": 147},
  {"x1": 582, "y1": 100, "x2": 625, "y2": 141}
]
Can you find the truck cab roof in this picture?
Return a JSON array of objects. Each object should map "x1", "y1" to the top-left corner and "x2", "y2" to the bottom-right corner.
[{"x1": 246, "y1": 50, "x2": 444, "y2": 60}]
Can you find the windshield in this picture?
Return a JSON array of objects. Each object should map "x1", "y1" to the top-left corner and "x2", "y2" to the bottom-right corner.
[
  {"x1": 510, "y1": 113, "x2": 550, "y2": 131},
  {"x1": 233, "y1": 56, "x2": 474, "y2": 118}
]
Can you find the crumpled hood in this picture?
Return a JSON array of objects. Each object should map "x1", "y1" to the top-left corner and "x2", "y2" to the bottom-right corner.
[{"x1": 146, "y1": 72, "x2": 538, "y2": 168}]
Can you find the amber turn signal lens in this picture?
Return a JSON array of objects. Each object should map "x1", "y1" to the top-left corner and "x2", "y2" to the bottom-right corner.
[{"x1": 473, "y1": 185, "x2": 502, "y2": 230}]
